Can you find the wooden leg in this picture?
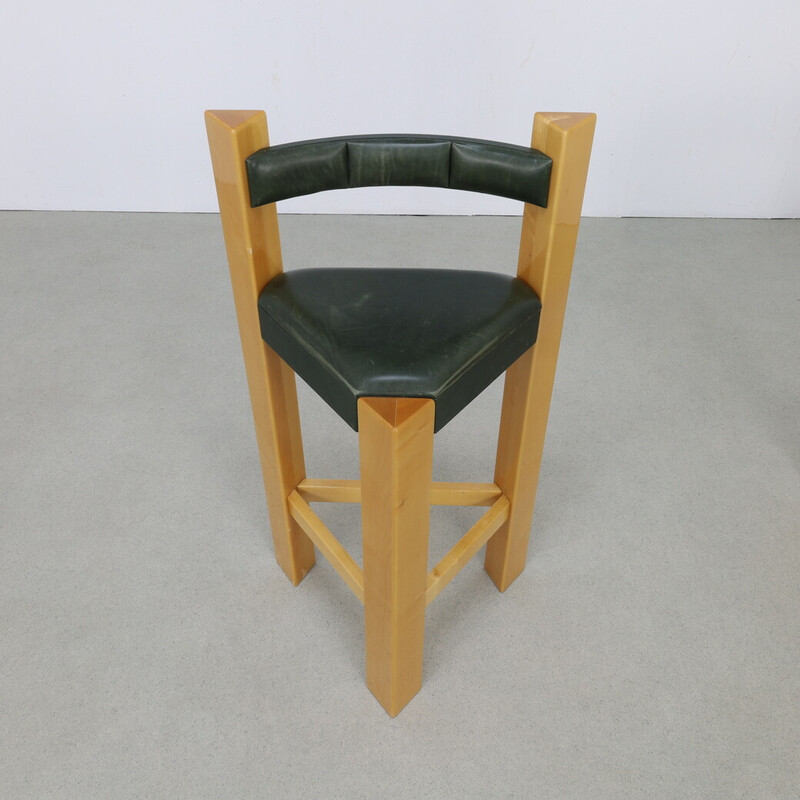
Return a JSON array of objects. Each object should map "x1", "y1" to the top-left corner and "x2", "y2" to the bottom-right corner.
[
  {"x1": 251, "y1": 345, "x2": 316, "y2": 585},
  {"x1": 486, "y1": 113, "x2": 596, "y2": 593},
  {"x1": 205, "y1": 110, "x2": 315, "y2": 586},
  {"x1": 484, "y1": 343, "x2": 552, "y2": 592},
  {"x1": 358, "y1": 397, "x2": 435, "y2": 716}
]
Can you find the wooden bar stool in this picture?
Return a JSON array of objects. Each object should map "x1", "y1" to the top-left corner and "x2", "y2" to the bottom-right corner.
[{"x1": 205, "y1": 110, "x2": 595, "y2": 716}]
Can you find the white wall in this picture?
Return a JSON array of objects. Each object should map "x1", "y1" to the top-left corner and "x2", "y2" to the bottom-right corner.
[{"x1": 2, "y1": 0, "x2": 798, "y2": 216}]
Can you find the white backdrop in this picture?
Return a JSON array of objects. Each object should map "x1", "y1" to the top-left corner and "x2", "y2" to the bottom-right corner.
[{"x1": 2, "y1": 0, "x2": 798, "y2": 216}]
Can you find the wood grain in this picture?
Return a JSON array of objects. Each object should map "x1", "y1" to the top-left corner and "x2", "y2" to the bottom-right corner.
[
  {"x1": 205, "y1": 110, "x2": 315, "y2": 585},
  {"x1": 485, "y1": 112, "x2": 596, "y2": 592},
  {"x1": 358, "y1": 397, "x2": 435, "y2": 716}
]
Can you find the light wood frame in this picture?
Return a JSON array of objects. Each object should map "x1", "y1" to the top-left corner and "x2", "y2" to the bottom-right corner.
[{"x1": 205, "y1": 109, "x2": 595, "y2": 716}]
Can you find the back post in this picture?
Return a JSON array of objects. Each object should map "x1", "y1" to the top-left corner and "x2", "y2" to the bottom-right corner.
[
  {"x1": 485, "y1": 112, "x2": 596, "y2": 592},
  {"x1": 205, "y1": 110, "x2": 315, "y2": 585}
]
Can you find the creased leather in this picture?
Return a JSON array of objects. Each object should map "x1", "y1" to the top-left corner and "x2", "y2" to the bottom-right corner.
[
  {"x1": 246, "y1": 134, "x2": 552, "y2": 207},
  {"x1": 348, "y1": 138, "x2": 451, "y2": 188},
  {"x1": 450, "y1": 141, "x2": 551, "y2": 207},
  {"x1": 248, "y1": 139, "x2": 348, "y2": 205},
  {"x1": 258, "y1": 268, "x2": 542, "y2": 432}
]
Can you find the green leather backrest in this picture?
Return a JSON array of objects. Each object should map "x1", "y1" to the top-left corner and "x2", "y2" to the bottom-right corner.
[{"x1": 245, "y1": 134, "x2": 552, "y2": 208}]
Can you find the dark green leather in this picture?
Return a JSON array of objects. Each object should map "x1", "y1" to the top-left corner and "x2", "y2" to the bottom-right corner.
[
  {"x1": 246, "y1": 135, "x2": 552, "y2": 207},
  {"x1": 258, "y1": 268, "x2": 542, "y2": 432},
  {"x1": 348, "y1": 137, "x2": 452, "y2": 188}
]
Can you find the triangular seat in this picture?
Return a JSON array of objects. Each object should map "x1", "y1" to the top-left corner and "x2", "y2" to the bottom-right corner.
[{"x1": 258, "y1": 267, "x2": 542, "y2": 432}]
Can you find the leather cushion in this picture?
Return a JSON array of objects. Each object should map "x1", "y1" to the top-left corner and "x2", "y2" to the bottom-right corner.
[
  {"x1": 450, "y1": 141, "x2": 551, "y2": 206},
  {"x1": 258, "y1": 268, "x2": 542, "y2": 432},
  {"x1": 246, "y1": 135, "x2": 552, "y2": 208},
  {"x1": 348, "y1": 138, "x2": 451, "y2": 188},
  {"x1": 247, "y1": 139, "x2": 348, "y2": 206}
]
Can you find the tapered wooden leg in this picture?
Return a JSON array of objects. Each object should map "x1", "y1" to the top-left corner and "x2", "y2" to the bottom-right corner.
[
  {"x1": 254, "y1": 344, "x2": 316, "y2": 585},
  {"x1": 484, "y1": 346, "x2": 551, "y2": 592},
  {"x1": 485, "y1": 112, "x2": 596, "y2": 592},
  {"x1": 358, "y1": 397, "x2": 435, "y2": 716},
  {"x1": 205, "y1": 110, "x2": 315, "y2": 586}
]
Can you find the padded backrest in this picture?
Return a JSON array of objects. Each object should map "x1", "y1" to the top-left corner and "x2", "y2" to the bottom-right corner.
[{"x1": 245, "y1": 135, "x2": 553, "y2": 208}]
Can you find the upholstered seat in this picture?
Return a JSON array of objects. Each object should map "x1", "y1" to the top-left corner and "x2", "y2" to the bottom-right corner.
[
  {"x1": 205, "y1": 109, "x2": 596, "y2": 716},
  {"x1": 259, "y1": 267, "x2": 542, "y2": 432}
]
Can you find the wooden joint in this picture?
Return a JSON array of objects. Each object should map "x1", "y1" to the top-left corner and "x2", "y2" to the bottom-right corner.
[
  {"x1": 287, "y1": 490, "x2": 364, "y2": 604},
  {"x1": 297, "y1": 478, "x2": 502, "y2": 507},
  {"x1": 426, "y1": 495, "x2": 510, "y2": 606}
]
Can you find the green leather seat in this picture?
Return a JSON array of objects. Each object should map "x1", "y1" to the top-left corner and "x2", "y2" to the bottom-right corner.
[
  {"x1": 246, "y1": 134, "x2": 553, "y2": 431},
  {"x1": 259, "y1": 267, "x2": 542, "y2": 432}
]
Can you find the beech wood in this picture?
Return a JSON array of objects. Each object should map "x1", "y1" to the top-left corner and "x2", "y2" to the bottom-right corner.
[
  {"x1": 205, "y1": 110, "x2": 315, "y2": 585},
  {"x1": 287, "y1": 490, "x2": 364, "y2": 603},
  {"x1": 296, "y1": 478, "x2": 501, "y2": 507},
  {"x1": 359, "y1": 397, "x2": 435, "y2": 716},
  {"x1": 485, "y1": 113, "x2": 596, "y2": 592},
  {"x1": 426, "y1": 496, "x2": 510, "y2": 605}
]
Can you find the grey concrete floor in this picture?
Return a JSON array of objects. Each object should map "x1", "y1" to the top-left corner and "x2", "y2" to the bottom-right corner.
[{"x1": 1, "y1": 212, "x2": 799, "y2": 798}]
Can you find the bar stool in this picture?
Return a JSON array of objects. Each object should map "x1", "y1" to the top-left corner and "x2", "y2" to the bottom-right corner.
[{"x1": 205, "y1": 110, "x2": 595, "y2": 715}]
